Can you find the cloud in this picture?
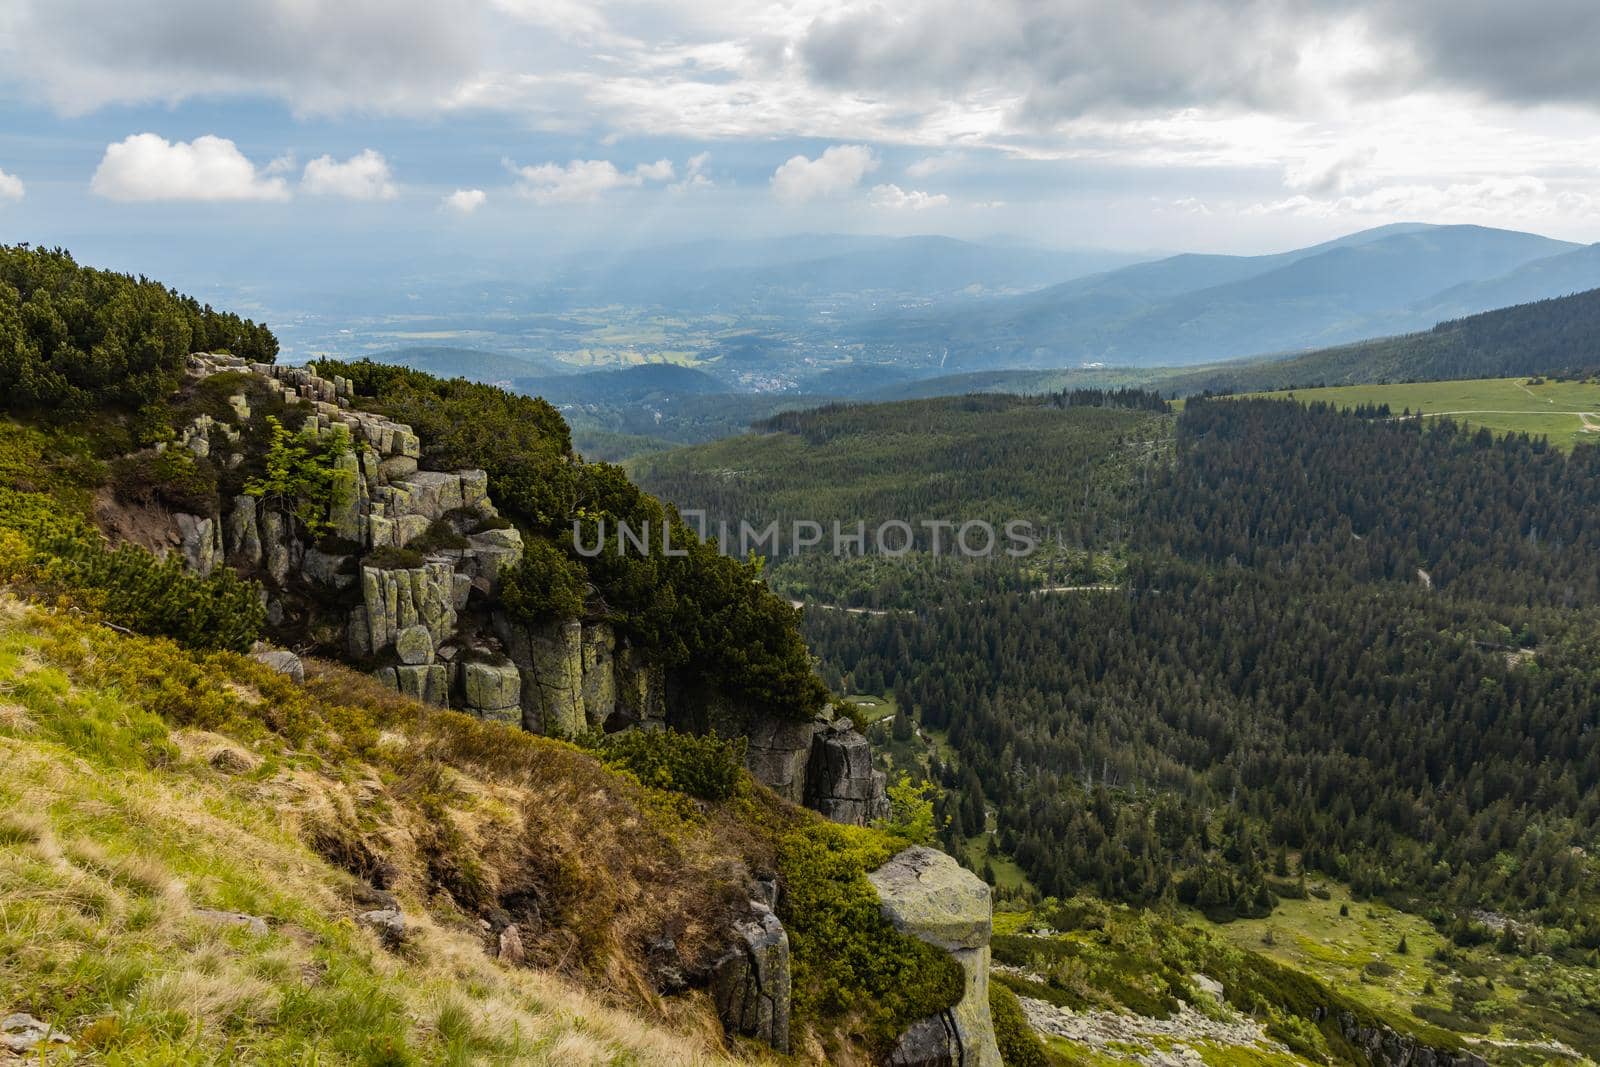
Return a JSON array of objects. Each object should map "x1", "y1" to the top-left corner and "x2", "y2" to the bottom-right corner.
[
  {"x1": 906, "y1": 152, "x2": 967, "y2": 179},
  {"x1": 1367, "y1": 2, "x2": 1600, "y2": 108},
  {"x1": 442, "y1": 188, "x2": 487, "y2": 214},
  {"x1": 869, "y1": 183, "x2": 949, "y2": 210},
  {"x1": 771, "y1": 145, "x2": 878, "y2": 204},
  {"x1": 799, "y1": 0, "x2": 1361, "y2": 123},
  {"x1": 90, "y1": 133, "x2": 290, "y2": 201},
  {"x1": 1248, "y1": 175, "x2": 1578, "y2": 220},
  {"x1": 509, "y1": 158, "x2": 674, "y2": 203},
  {"x1": 301, "y1": 150, "x2": 398, "y2": 200},
  {"x1": 0, "y1": 168, "x2": 23, "y2": 201},
  {"x1": 670, "y1": 152, "x2": 713, "y2": 192},
  {"x1": 1284, "y1": 145, "x2": 1376, "y2": 196},
  {"x1": 1, "y1": 0, "x2": 480, "y2": 115}
]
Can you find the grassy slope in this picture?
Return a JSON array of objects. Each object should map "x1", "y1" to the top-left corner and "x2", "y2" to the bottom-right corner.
[
  {"x1": 1209, "y1": 881, "x2": 1599, "y2": 1063},
  {"x1": 0, "y1": 597, "x2": 742, "y2": 1065},
  {"x1": 1251, "y1": 376, "x2": 1600, "y2": 449}
]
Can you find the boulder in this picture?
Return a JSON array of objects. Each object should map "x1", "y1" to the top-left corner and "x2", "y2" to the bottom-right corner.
[
  {"x1": 358, "y1": 907, "x2": 407, "y2": 949},
  {"x1": 463, "y1": 660, "x2": 521, "y2": 714},
  {"x1": 302, "y1": 546, "x2": 352, "y2": 588},
  {"x1": 886, "y1": 1013, "x2": 964, "y2": 1066},
  {"x1": 710, "y1": 902, "x2": 791, "y2": 1053},
  {"x1": 395, "y1": 470, "x2": 463, "y2": 520},
  {"x1": 459, "y1": 469, "x2": 490, "y2": 509},
  {"x1": 745, "y1": 715, "x2": 822, "y2": 804},
  {"x1": 394, "y1": 625, "x2": 435, "y2": 666},
  {"x1": 250, "y1": 648, "x2": 305, "y2": 684},
  {"x1": 379, "y1": 455, "x2": 418, "y2": 481},
  {"x1": 1, "y1": 1013, "x2": 68, "y2": 1055},
  {"x1": 869, "y1": 846, "x2": 1001, "y2": 1067},
  {"x1": 804, "y1": 723, "x2": 889, "y2": 825},
  {"x1": 175, "y1": 512, "x2": 220, "y2": 576},
  {"x1": 225, "y1": 495, "x2": 262, "y2": 567},
  {"x1": 328, "y1": 449, "x2": 365, "y2": 542},
  {"x1": 390, "y1": 663, "x2": 448, "y2": 705}
]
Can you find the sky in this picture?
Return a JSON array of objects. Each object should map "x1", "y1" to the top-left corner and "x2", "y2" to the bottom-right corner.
[{"x1": 3, "y1": 0, "x2": 1600, "y2": 292}]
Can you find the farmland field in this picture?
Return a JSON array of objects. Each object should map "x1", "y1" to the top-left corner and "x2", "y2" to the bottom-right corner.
[{"x1": 1252, "y1": 376, "x2": 1600, "y2": 449}]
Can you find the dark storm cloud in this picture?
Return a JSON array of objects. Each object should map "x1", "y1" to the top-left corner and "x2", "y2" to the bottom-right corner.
[
  {"x1": 800, "y1": 0, "x2": 1600, "y2": 120},
  {"x1": 4, "y1": 0, "x2": 481, "y2": 113},
  {"x1": 1370, "y1": 0, "x2": 1600, "y2": 107}
]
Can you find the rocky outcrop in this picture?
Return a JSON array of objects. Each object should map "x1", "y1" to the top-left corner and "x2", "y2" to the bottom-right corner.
[
  {"x1": 745, "y1": 716, "x2": 822, "y2": 805},
  {"x1": 175, "y1": 512, "x2": 221, "y2": 577},
  {"x1": 462, "y1": 660, "x2": 522, "y2": 725},
  {"x1": 869, "y1": 846, "x2": 1001, "y2": 1067},
  {"x1": 492, "y1": 615, "x2": 663, "y2": 736},
  {"x1": 805, "y1": 720, "x2": 890, "y2": 826},
  {"x1": 1338, "y1": 1012, "x2": 1488, "y2": 1067},
  {"x1": 710, "y1": 902, "x2": 791, "y2": 1053}
]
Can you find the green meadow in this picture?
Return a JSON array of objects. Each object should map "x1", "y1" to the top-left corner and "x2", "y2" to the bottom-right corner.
[{"x1": 1252, "y1": 377, "x2": 1600, "y2": 449}]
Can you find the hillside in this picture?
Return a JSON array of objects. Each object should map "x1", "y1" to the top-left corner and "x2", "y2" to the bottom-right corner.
[
  {"x1": 639, "y1": 389, "x2": 1600, "y2": 1064},
  {"x1": 0, "y1": 246, "x2": 1008, "y2": 1065},
  {"x1": 1158, "y1": 285, "x2": 1600, "y2": 395}
]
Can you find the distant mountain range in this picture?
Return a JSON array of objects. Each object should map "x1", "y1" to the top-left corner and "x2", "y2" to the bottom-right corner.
[
  {"x1": 855, "y1": 223, "x2": 1600, "y2": 369},
  {"x1": 359, "y1": 346, "x2": 568, "y2": 383}
]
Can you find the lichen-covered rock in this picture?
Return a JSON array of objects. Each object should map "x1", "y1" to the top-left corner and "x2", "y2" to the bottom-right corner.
[
  {"x1": 612, "y1": 646, "x2": 666, "y2": 730},
  {"x1": 1338, "y1": 1012, "x2": 1487, "y2": 1067},
  {"x1": 389, "y1": 663, "x2": 448, "y2": 705},
  {"x1": 804, "y1": 722, "x2": 889, "y2": 825},
  {"x1": 260, "y1": 509, "x2": 298, "y2": 586},
  {"x1": 328, "y1": 449, "x2": 365, "y2": 542},
  {"x1": 710, "y1": 902, "x2": 791, "y2": 1053},
  {"x1": 225, "y1": 494, "x2": 262, "y2": 567},
  {"x1": 869, "y1": 846, "x2": 1001, "y2": 1067},
  {"x1": 580, "y1": 624, "x2": 617, "y2": 728},
  {"x1": 463, "y1": 660, "x2": 521, "y2": 714},
  {"x1": 493, "y1": 614, "x2": 585, "y2": 735},
  {"x1": 174, "y1": 512, "x2": 220, "y2": 576},
  {"x1": 395, "y1": 625, "x2": 435, "y2": 665}
]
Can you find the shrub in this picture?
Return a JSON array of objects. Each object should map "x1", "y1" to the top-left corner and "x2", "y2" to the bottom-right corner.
[
  {"x1": 876, "y1": 773, "x2": 938, "y2": 846},
  {"x1": 777, "y1": 821, "x2": 965, "y2": 1053},
  {"x1": 500, "y1": 536, "x2": 586, "y2": 623},
  {"x1": 110, "y1": 447, "x2": 218, "y2": 515},
  {"x1": 409, "y1": 518, "x2": 469, "y2": 554},
  {"x1": 363, "y1": 546, "x2": 425, "y2": 570},
  {"x1": 245, "y1": 417, "x2": 352, "y2": 538},
  {"x1": 34, "y1": 534, "x2": 265, "y2": 652},
  {"x1": 0, "y1": 244, "x2": 275, "y2": 415},
  {"x1": 990, "y1": 981, "x2": 1050, "y2": 1067},
  {"x1": 587, "y1": 728, "x2": 746, "y2": 800}
]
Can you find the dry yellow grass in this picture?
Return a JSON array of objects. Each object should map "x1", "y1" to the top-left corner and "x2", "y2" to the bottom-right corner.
[{"x1": 0, "y1": 596, "x2": 766, "y2": 1065}]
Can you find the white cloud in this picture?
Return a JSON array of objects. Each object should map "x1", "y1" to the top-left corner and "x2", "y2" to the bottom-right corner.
[
  {"x1": 0, "y1": 168, "x2": 23, "y2": 201},
  {"x1": 442, "y1": 188, "x2": 487, "y2": 213},
  {"x1": 1248, "y1": 175, "x2": 1577, "y2": 220},
  {"x1": 670, "y1": 152, "x2": 713, "y2": 192},
  {"x1": 632, "y1": 158, "x2": 675, "y2": 182},
  {"x1": 508, "y1": 157, "x2": 675, "y2": 203},
  {"x1": 869, "y1": 183, "x2": 949, "y2": 211},
  {"x1": 1284, "y1": 145, "x2": 1376, "y2": 196},
  {"x1": 906, "y1": 152, "x2": 966, "y2": 179},
  {"x1": 90, "y1": 133, "x2": 290, "y2": 201},
  {"x1": 771, "y1": 145, "x2": 878, "y2": 204},
  {"x1": 301, "y1": 149, "x2": 398, "y2": 200}
]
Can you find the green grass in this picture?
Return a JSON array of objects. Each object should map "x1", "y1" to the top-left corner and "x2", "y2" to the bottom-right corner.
[
  {"x1": 1253, "y1": 377, "x2": 1600, "y2": 449},
  {"x1": 1200, "y1": 879, "x2": 1600, "y2": 1062}
]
